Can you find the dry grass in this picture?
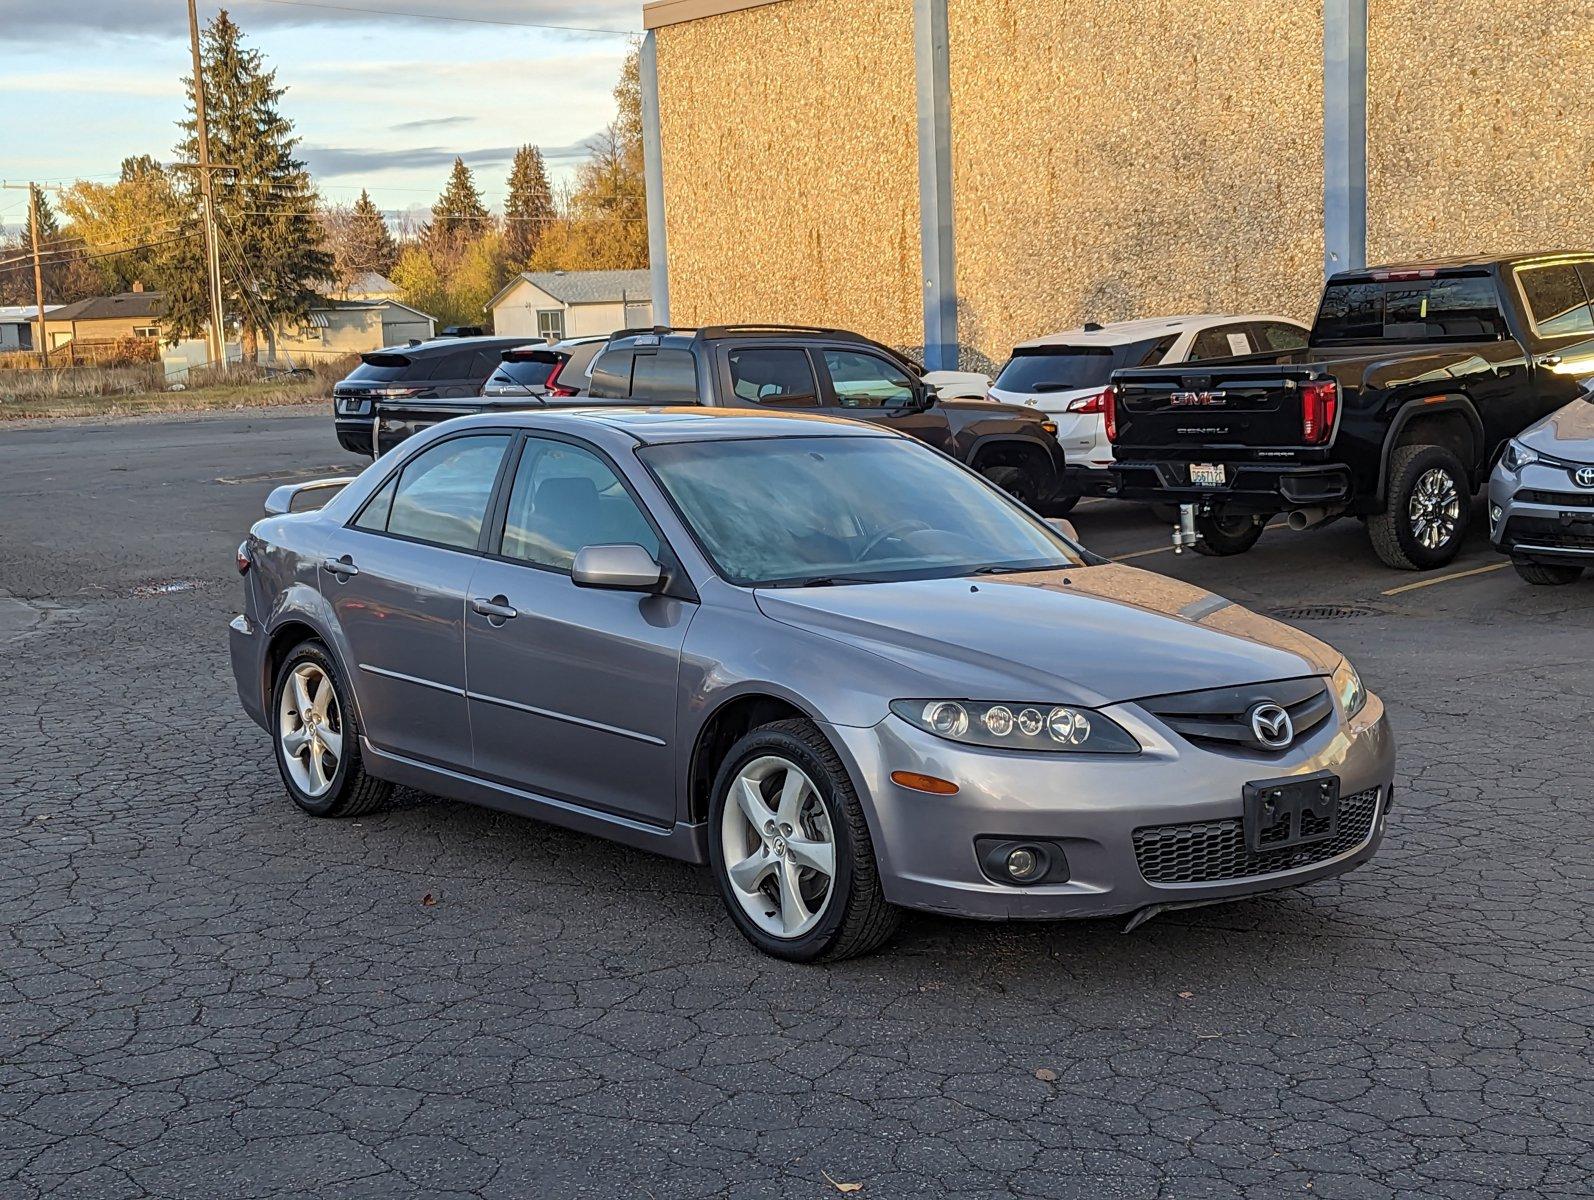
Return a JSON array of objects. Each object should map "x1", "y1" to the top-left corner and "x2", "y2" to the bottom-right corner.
[{"x1": 0, "y1": 356, "x2": 357, "y2": 421}]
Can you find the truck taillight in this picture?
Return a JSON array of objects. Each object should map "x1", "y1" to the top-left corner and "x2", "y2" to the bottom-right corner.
[
  {"x1": 1301, "y1": 380, "x2": 1338, "y2": 445},
  {"x1": 1066, "y1": 385, "x2": 1111, "y2": 415},
  {"x1": 1103, "y1": 385, "x2": 1119, "y2": 442}
]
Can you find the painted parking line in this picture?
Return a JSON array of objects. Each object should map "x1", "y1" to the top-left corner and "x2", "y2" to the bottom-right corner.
[
  {"x1": 1381, "y1": 560, "x2": 1510, "y2": 596},
  {"x1": 1108, "y1": 522, "x2": 1288, "y2": 564}
]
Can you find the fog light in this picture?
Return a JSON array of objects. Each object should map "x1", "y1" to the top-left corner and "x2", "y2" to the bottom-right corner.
[
  {"x1": 1006, "y1": 847, "x2": 1042, "y2": 881},
  {"x1": 1489, "y1": 503, "x2": 1502, "y2": 524}
]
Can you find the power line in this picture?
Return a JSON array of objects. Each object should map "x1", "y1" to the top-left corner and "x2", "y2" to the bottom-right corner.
[
  {"x1": 0, "y1": 232, "x2": 198, "y2": 275},
  {"x1": 238, "y1": 0, "x2": 635, "y2": 36}
]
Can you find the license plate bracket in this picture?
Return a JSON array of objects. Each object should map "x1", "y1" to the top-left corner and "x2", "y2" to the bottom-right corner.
[
  {"x1": 1189, "y1": 462, "x2": 1226, "y2": 487},
  {"x1": 1242, "y1": 771, "x2": 1340, "y2": 853}
]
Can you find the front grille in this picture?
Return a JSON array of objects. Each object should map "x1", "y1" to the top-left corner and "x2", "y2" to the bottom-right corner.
[
  {"x1": 1520, "y1": 489, "x2": 1594, "y2": 509},
  {"x1": 1139, "y1": 677, "x2": 1334, "y2": 755},
  {"x1": 1504, "y1": 516, "x2": 1594, "y2": 550},
  {"x1": 1132, "y1": 786, "x2": 1380, "y2": 884}
]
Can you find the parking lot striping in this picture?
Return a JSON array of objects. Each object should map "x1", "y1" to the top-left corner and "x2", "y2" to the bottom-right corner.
[
  {"x1": 1380, "y1": 560, "x2": 1511, "y2": 596},
  {"x1": 1108, "y1": 522, "x2": 1287, "y2": 564}
]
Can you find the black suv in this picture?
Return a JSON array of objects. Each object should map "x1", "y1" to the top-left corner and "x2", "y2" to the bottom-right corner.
[
  {"x1": 580, "y1": 325, "x2": 1067, "y2": 508},
  {"x1": 333, "y1": 335, "x2": 530, "y2": 456}
]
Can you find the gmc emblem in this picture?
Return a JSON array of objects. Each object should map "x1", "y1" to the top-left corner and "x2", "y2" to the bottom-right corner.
[{"x1": 1169, "y1": 390, "x2": 1228, "y2": 407}]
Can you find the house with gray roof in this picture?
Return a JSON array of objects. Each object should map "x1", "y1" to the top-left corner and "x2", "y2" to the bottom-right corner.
[{"x1": 486, "y1": 269, "x2": 652, "y2": 341}]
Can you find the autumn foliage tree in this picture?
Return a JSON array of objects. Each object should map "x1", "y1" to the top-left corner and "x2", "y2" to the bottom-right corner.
[{"x1": 57, "y1": 156, "x2": 182, "y2": 293}]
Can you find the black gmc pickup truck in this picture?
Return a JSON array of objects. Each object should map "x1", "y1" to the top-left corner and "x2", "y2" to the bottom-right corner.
[{"x1": 1108, "y1": 253, "x2": 1594, "y2": 568}]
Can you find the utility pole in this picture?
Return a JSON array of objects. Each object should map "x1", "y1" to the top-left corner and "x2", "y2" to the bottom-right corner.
[
  {"x1": 187, "y1": 0, "x2": 228, "y2": 369},
  {"x1": 1, "y1": 181, "x2": 51, "y2": 367}
]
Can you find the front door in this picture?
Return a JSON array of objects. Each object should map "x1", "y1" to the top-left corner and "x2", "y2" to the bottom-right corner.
[
  {"x1": 321, "y1": 431, "x2": 512, "y2": 768},
  {"x1": 814, "y1": 346, "x2": 954, "y2": 454},
  {"x1": 464, "y1": 435, "x2": 692, "y2": 826}
]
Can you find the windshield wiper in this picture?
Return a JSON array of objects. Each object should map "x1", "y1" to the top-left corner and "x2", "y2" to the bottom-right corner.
[
  {"x1": 969, "y1": 564, "x2": 1044, "y2": 576},
  {"x1": 767, "y1": 575, "x2": 882, "y2": 588}
]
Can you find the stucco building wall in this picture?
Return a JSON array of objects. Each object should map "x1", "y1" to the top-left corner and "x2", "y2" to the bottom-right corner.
[
  {"x1": 1366, "y1": 0, "x2": 1594, "y2": 263},
  {"x1": 654, "y1": 0, "x2": 923, "y2": 348}
]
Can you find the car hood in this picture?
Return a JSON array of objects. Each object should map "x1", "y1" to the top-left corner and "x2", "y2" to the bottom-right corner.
[
  {"x1": 754, "y1": 564, "x2": 1339, "y2": 707},
  {"x1": 1520, "y1": 397, "x2": 1594, "y2": 453}
]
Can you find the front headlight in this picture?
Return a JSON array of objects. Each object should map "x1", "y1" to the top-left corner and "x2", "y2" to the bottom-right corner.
[
  {"x1": 1332, "y1": 659, "x2": 1367, "y2": 719},
  {"x1": 1502, "y1": 439, "x2": 1539, "y2": 472},
  {"x1": 890, "y1": 699, "x2": 1140, "y2": 754}
]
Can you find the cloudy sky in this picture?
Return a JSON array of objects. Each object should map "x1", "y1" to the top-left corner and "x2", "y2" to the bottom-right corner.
[{"x1": 0, "y1": 0, "x2": 638, "y2": 230}]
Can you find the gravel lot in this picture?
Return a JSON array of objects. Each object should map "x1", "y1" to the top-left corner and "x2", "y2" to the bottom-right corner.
[{"x1": 2, "y1": 410, "x2": 1591, "y2": 1199}]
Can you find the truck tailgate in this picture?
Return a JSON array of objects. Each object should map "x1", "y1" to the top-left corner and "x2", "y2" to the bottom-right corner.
[{"x1": 1111, "y1": 364, "x2": 1336, "y2": 459}]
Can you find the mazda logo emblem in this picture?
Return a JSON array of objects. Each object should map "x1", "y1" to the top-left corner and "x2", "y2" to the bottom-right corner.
[
  {"x1": 1574, "y1": 465, "x2": 1594, "y2": 489},
  {"x1": 1248, "y1": 702, "x2": 1294, "y2": 750}
]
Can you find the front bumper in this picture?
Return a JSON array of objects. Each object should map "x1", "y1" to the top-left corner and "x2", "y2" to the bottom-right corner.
[
  {"x1": 825, "y1": 691, "x2": 1394, "y2": 922},
  {"x1": 1489, "y1": 461, "x2": 1594, "y2": 564},
  {"x1": 1112, "y1": 460, "x2": 1353, "y2": 513}
]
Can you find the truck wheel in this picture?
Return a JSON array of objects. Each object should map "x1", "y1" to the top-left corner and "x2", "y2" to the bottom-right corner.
[
  {"x1": 1043, "y1": 492, "x2": 1080, "y2": 517},
  {"x1": 1192, "y1": 511, "x2": 1266, "y2": 556},
  {"x1": 1512, "y1": 558, "x2": 1583, "y2": 586},
  {"x1": 1370, "y1": 444, "x2": 1471, "y2": 570},
  {"x1": 981, "y1": 463, "x2": 1041, "y2": 509}
]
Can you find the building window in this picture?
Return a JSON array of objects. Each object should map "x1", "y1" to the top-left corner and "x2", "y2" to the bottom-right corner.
[
  {"x1": 132, "y1": 326, "x2": 159, "y2": 340},
  {"x1": 536, "y1": 308, "x2": 565, "y2": 342}
]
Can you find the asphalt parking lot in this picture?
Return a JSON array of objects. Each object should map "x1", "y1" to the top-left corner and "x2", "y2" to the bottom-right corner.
[{"x1": 2, "y1": 409, "x2": 1591, "y2": 1200}]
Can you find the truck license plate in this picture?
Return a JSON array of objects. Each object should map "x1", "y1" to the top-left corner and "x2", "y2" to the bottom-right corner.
[{"x1": 1190, "y1": 463, "x2": 1226, "y2": 487}]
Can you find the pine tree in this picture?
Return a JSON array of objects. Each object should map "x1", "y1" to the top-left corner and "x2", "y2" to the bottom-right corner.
[
  {"x1": 423, "y1": 158, "x2": 492, "y2": 269},
  {"x1": 348, "y1": 190, "x2": 397, "y2": 277},
  {"x1": 23, "y1": 189, "x2": 62, "y2": 245},
  {"x1": 503, "y1": 146, "x2": 554, "y2": 270},
  {"x1": 161, "y1": 10, "x2": 332, "y2": 361}
]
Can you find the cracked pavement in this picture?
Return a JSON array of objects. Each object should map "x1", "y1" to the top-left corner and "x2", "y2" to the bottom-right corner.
[{"x1": 1, "y1": 409, "x2": 1590, "y2": 1199}]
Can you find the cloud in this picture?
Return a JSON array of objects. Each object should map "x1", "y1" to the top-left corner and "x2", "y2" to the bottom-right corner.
[
  {"x1": 302, "y1": 135, "x2": 602, "y2": 179},
  {"x1": 389, "y1": 116, "x2": 475, "y2": 133},
  {"x1": 0, "y1": 0, "x2": 637, "y2": 43}
]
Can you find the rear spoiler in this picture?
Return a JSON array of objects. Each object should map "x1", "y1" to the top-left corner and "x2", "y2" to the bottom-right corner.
[
  {"x1": 264, "y1": 477, "x2": 357, "y2": 517},
  {"x1": 501, "y1": 346, "x2": 563, "y2": 363}
]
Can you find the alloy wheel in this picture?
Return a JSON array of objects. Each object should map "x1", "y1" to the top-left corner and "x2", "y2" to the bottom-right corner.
[
  {"x1": 719, "y1": 755, "x2": 836, "y2": 939},
  {"x1": 1408, "y1": 467, "x2": 1462, "y2": 551},
  {"x1": 278, "y1": 662, "x2": 343, "y2": 798}
]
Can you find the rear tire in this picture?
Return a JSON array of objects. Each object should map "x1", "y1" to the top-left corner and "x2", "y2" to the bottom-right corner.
[
  {"x1": 1512, "y1": 557, "x2": 1584, "y2": 586},
  {"x1": 1192, "y1": 510, "x2": 1266, "y2": 556},
  {"x1": 707, "y1": 719, "x2": 899, "y2": 962},
  {"x1": 1043, "y1": 491, "x2": 1080, "y2": 517},
  {"x1": 272, "y1": 641, "x2": 391, "y2": 818},
  {"x1": 1369, "y1": 444, "x2": 1471, "y2": 570},
  {"x1": 981, "y1": 463, "x2": 1042, "y2": 509}
]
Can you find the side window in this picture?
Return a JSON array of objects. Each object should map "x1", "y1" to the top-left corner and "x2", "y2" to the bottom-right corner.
[
  {"x1": 425, "y1": 350, "x2": 477, "y2": 380},
  {"x1": 1134, "y1": 334, "x2": 1179, "y2": 366},
  {"x1": 631, "y1": 349, "x2": 699, "y2": 403},
  {"x1": 1189, "y1": 326, "x2": 1248, "y2": 360},
  {"x1": 727, "y1": 347, "x2": 818, "y2": 407},
  {"x1": 363, "y1": 434, "x2": 510, "y2": 550},
  {"x1": 1255, "y1": 322, "x2": 1308, "y2": 352},
  {"x1": 472, "y1": 349, "x2": 504, "y2": 378},
  {"x1": 819, "y1": 350, "x2": 916, "y2": 408},
  {"x1": 587, "y1": 349, "x2": 635, "y2": 399},
  {"x1": 1517, "y1": 263, "x2": 1594, "y2": 336},
  {"x1": 499, "y1": 438, "x2": 660, "y2": 571}
]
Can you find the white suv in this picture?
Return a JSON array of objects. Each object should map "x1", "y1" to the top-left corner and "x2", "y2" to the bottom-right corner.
[{"x1": 987, "y1": 315, "x2": 1309, "y2": 494}]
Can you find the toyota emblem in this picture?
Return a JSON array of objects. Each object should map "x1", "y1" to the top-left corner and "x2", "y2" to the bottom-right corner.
[
  {"x1": 1573, "y1": 465, "x2": 1594, "y2": 489},
  {"x1": 1248, "y1": 702, "x2": 1294, "y2": 750}
]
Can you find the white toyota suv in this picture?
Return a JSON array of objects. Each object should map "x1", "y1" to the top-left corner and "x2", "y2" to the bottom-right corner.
[{"x1": 987, "y1": 315, "x2": 1309, "y2": 496}]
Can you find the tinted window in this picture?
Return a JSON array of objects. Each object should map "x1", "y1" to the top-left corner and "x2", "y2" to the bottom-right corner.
[
  {"x1": 490, "y1": 359, "x2": 557, "y2": 388},
  {"x1": 354, "y1": 476, "x2": 397, "y2": 532},
  {"x1": 346, "y1": 356, "x2": 417, "y2": 384},
  {"x1": 1517, "y1": 263, "x2": 1594, "y2": 336},
  {"x1": 1189, "y1": 326, "x2": 1253, "y2": 360},
  {"x1": 1137, "y1": 334, "x2": 1179, "y2": 365},
  {"x1": 1315, "y1": 275, "x2": 1506, "y2": 342},
  {"x1": 366, "y1": 435, "x2": 510, "y2": 550},
  {"x1": 820, "y1": 350, "x2": 915, "y2": 408},
  {"x1": 424, "y1": 350, "x2": 478, "y2": 381},
  {"x1": 630, "y1": 349, "x2": 699, "y2": 402},
  {"x1": 588, "y1": 349, "x2": 634, "y2": 399},
  {"x1": 1255, "y1": 322, "x2": 1308, "y2": 352},
  {"x1": 993, "y1": 346, "x2": 1115, "y2": 392},
  {"x1": 727, "y1": 348, "x2": 818, "y2": 406},
  {"x1": 499, "y1": 438, "x2": 659, "y2": 571}
]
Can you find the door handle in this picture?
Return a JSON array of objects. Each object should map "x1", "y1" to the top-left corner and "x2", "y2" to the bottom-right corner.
[
  {"x1": 1536, "y1": 353, "x2": 1563, "y2": 367},
  {"x1": 321, "y1": 555, "x2": 359, "y2": 578},
  {"x1": 470, "y1": 595, "x2": 518, "y2": 621}
]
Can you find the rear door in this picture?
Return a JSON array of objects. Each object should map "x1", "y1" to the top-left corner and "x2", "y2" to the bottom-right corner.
[{"x1": 319, "y1": 431, "x2": 513, "y2": 768}]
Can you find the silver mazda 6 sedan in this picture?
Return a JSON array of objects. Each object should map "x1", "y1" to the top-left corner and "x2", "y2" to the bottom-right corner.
[{"x1": 230, "y1": 408, "x2": 1395, "y2": 961}]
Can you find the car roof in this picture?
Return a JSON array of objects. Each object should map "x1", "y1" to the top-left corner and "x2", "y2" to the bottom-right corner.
[
  {"x1": 1012, "y1": 314, "x2": 1303, "y2": 349},
  {"x1": 387, "y1": 334, "x2": 529, "y2": 356},
  {"x1": 1330, "y1": 251, "x2": 1594, "y2": 280},
  {"x1": 451, "y1": 405, "x2": 892, "y2": 446}
]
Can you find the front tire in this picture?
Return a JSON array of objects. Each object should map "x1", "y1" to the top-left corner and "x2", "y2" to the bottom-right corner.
[
  {"x1": 272, "y1": 641, "x2": 391, "y2": 818},
  {"x1": 1512, "y1": 557, "x2": 1584, "y2": 586},
  {"x1": 1369, "y1": 444, "x2": 1471, "y2": 570},
  {"x1": 707, "y1": 719, "x2": 899, "y2": 962},
  {"x1": 1192, "y1": 510, "x2": 1266, "y2": 556},
  {"x1": 981, "y1": 463, "x2": 1042, "y2": 509}
]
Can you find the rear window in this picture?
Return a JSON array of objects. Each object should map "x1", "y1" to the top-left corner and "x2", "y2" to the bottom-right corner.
[
  {"x1": 993, "y1": 337, "x2": 1168, "y2": 393},
  {"x1": 1313, "y1": 274, "x2": 1506, "y2": 343},
  {"x1": 490, "y1": 359, "x2": 557, "y2": 388},
  {"x1": 346, "y1": 355, "x2": 416, "y2": 384}
]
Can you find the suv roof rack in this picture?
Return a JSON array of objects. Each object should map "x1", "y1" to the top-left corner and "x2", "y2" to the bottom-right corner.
[{"x1": 694, "y1": 323, "x2": 869, "y2": 341}]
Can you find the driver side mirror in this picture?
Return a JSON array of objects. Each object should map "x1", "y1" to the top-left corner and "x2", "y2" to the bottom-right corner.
[
  {"x1": 571, "y1": 543, "x2": 663, "y2": 591},
  {"x1": 1046, "y1": 518, "x2": 1079, "y2": 543}
]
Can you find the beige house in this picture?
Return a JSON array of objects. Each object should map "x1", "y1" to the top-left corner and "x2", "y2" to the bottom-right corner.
[
  {"x1": 37, "y1": 290, "x2": 165, "y2": 351},
  {"x1": 642, "y1": 0, "x2": 1593, "y2": 369},
  {"x1": 487, "y1": 270, "x2": 652, "y2": 341},
  {"x1": 272, "y1": 298, "x2": 436, "y2": 363}
]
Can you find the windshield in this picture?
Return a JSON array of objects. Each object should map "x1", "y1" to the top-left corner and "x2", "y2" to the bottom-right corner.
[
  {"x1": 993, "y1": 338, "x2": 1166, "y2": 393},
  {"x1": 641, "y1": 435, "x2": 1082, "y2": 587}
]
